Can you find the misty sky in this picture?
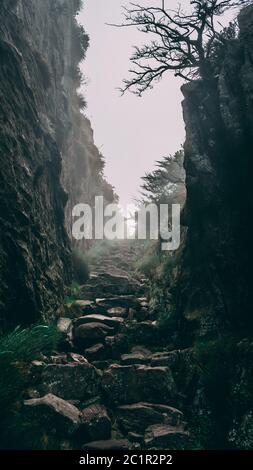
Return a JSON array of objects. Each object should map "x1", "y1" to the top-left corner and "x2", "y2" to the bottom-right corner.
[{"x1": 78, "y1": 0, "x2": 237, "y2": 209}]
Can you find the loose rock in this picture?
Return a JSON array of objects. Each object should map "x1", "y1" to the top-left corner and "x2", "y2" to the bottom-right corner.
[{"x1": 23, "y1": 394, "x2": 81, "y2": 436}]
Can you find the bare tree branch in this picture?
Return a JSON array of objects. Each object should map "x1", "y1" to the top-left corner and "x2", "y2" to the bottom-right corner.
[{"x1": 109, "y1": 0, "x2": 250, "y2": 95}]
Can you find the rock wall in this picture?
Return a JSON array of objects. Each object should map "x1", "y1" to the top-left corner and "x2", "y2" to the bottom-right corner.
[
  {"x1": 176, "y1": 4, "x2": 253, "y2": 339},
  {"x1": 0, "y1": 0, "x2": 114, "y2": 331}
]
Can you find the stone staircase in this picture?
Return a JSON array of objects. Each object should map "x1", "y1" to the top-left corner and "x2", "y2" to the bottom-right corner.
[{"x1": 24, "y1": 241, "x2": 190, "y2": 450}]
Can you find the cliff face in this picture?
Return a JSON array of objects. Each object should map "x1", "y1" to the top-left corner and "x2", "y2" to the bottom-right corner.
[
  {"x1": 177, "y1": 5, "x2": 253, "y2": 339},
  {"x1": 0, "y1": 0, "x2": 113, "y2": 331}
]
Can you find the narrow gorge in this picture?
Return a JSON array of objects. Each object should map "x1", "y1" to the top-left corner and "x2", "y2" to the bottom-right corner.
[{"x1": 0, "y1": 0, "x2": 252, "y2": 453}]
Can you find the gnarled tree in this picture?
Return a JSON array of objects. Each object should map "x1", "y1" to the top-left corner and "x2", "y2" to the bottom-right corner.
[{"x1": 115, "y1": 0, "x2": 250, "y2": 95}]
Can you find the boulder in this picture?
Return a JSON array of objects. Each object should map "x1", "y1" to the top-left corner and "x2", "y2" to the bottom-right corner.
[
  {"x1": 82, "y1": 439, "x2": 131, "y2": 450},
  {"x1": 57, "y1": 317, "x2": 72, "y2": 334},
  {"x1": 23, "y1": 394, "x2": 81, "y2": 436},
  {"x1": 102, "y1": 364, "x2": 176, "y2": 405},
  {"x1": 31, "y1": 362, "x2": 101, "y2": 400},
  {"x1": 144, "y1": 424, "x2": 189, "y2": 449},
  {"x1": 117, "y1": 402, "x2": 183, "y2": 434},
  {"x1": 74, "y1": 322, "x2": 114, "y2": 341},
  {"x1": 81, "y1": 404, "x2": 111, "y2": 442}
]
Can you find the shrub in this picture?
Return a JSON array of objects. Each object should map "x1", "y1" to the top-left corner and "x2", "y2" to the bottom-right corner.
[
  {"x1": 73, "y1": 0, "x2": 84, "y2": 14},
  {"x1": 72, "y1": 22, "x2": 89, "y2": 62},
  {"x1": 72, "y1": 249, "x2": 90, "y2": 284},
  {"x1": 135, "y1": 240, "x2": 160, "y2": 279},
  {"x1": 77, "y1": 92, "x2": 87, "y2": 110}
]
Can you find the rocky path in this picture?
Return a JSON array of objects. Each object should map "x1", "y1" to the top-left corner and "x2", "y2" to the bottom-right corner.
[{"x1": 24, "y1": 241, "x2": 190, "y2": 450}]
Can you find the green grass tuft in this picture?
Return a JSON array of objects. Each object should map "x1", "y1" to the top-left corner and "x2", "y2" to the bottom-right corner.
[{"x1": 0, "y1": 323, "x2": 62, "y2": 449}]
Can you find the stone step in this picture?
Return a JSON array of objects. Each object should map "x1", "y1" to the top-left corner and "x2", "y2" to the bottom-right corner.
[
  {"x1": 29, "y1": 359, "x2": 101, "y2": 401},
  {"x1": 117, "y1": 402, "x2": 183, "y2": 435},
  {"x1": 23, "y1": 394, "x2": 81, "y2": 437},
  {"x1": 25, "y1": 237, "x2": 192, "y2": 450},
  {"x1": 74, "y1": 314, "x2": 124, "y2": 330},
  {"x1": 102, "y1": 364, "x2": 176, "y2": 406},
  {"x1": 96, "y1": 296, "x2": 143, "y2": 310}
]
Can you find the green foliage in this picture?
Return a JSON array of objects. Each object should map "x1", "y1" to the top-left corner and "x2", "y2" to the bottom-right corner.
[
  {"x1": 0, "y1": 324, "x2": 62, "y2": 448},
  {"x1": 147, "y1": 252, "x2": 179, "y2": 331},
  {"x1": 72, "y1": 22, "x2": 89, "y2": 62},
  {"x1": 207, "y1": 21, "x2": 239, "y2": 74},
  {"x1": 72, "y1": 249, "x2": 90, "y2": 284},
  {"x1": 0, "y1": 324, "x2": 61, "y2": 364},
  {"x1": 135, "y1": 240, "x2": 160, "y2": 279},
  {"x1": 64, "y1": 283, "x2": 83, "y2": 308},
  {"x1": 140, "y1": 150, "x2": 185, "y2": 205},
  {"x1": 71, "y1": 281, "x2": 82, "y2": 295}
]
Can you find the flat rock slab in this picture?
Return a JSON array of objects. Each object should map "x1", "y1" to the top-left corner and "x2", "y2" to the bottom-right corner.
[
  {"x1": 23, "y1": 394, "x2": 81, "y2": 436},
  {"x1": 96, "y1": 296, "x2": 140, "y2": 310},
  {"x1": 102, "y1": 364, "x2": 176, "y2": 405},
  {"x1": 75, "y1": 314, "x2": 123, "y2": 329},
  {"x1": 31, "y1": 362, "x2": 101, "y2": 401},
  {"x1": 144, "y1": 424, "x2": 189, "y2": 449},
  {"x1": 117, "y1": 402, "x2": 183, "y2": 434},
  {"x1": 82, "y1": 439, "x2": 131, "y2": 450},
  {"x1": 120, "y1": 352, "x2": 150, "y2": 365}
]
